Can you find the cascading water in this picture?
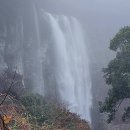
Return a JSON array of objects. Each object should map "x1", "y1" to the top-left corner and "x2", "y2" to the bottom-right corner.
[
  {"x1": 0, "y1": 2, "x2": 92, "y2": 122},
  {"x1": 42, "y1": 12, "x2": 92, "y2": 122}
]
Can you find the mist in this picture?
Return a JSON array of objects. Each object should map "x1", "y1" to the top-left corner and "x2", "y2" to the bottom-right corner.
[
  {"x1": 37, "y1": 1, "x2": 130, "y2": 129},
  {"x1": 0, "y1": 0, "x2": 130, "y2": 130},
  {"x1": 37, "y1": 0, "x2": 130, "y2": 65}
]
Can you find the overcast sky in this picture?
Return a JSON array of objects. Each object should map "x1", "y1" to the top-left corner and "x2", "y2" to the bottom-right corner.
[{"x1": 38, "y1": 0, "x2": 130, "y2": 66}]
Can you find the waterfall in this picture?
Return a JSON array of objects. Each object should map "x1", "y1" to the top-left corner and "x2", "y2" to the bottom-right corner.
[
  {"x1": 42, "y1": 12, "x2": 92, "y2": 122},
  {"x1": 0, "y1": 2, "x2": 92, "y2": 122}
]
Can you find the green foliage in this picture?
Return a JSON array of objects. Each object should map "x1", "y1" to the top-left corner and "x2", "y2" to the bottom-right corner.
[
  {"x1": 100, "y1": 26, "x2": 130, "y2": 123},
  {"x1": 21, "y1": 94, "x2": 50, "y2": 125},
  {"x1": 0, "y1": 68, "x2": 90, "y2": 129},
  {"x1": 21, "y1": 94, "x2": 90, "y2": 130},
  {"x1": 110, "y1": 26, "x2": 130, "y2": 51}
]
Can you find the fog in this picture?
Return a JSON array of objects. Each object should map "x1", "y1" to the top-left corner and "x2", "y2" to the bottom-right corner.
[
  {"x1": 38, "y1": 0, "x2": 130, "y2": 66},
  {"x1": 0, "y1": 0, "x2": 130, "y2": 129},
  {"x1": 36, "y1": 1, "x2": 130, "y2": 129}
]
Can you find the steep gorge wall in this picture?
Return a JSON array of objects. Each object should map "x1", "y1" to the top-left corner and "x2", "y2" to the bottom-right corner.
[{"x1": 0, "y1": 0, "x2": 92, "y2": 123}]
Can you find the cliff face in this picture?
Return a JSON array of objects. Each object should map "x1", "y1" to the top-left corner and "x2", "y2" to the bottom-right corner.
[
  {"x1": 0, "y1": 0, "x2": 45, "y2": 93},
  {"x1": 0, "y1": 0, "x2": 20, "y2": 70},
  {"x1": 0, "y1": 0, "x2": 23, "y2": 70},
  {"x1": 0, "y1": 0, "x2": 92, "y2": 124}
]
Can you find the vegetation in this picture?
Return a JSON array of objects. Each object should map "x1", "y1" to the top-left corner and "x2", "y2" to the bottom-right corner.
[
  {"x1": 99, "y1": 26, "x2": 130, "y2": 123},
  {"x1": 21, "y1": 94, "x2": 90, "y2": 130},
  {"x1": 0, "y1": 68, "x2": 91, "y2": 130}
]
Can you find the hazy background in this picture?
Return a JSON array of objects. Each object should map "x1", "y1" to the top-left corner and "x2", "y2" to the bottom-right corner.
[
  {"x1": 36, "y1": 0, "x2": 130, "y2": 129},
  {"x1": 0, "y1": 0, "x2": 130, "y2": 129},
  {"x1": 37, "y1": 0, "x2": 130, "y2": 66}
]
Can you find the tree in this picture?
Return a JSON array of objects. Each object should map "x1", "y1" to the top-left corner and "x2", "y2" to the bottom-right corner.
[
  {"x1": 0, "y1": 69, "x2": 24, "y2": 99},
  {"x1": 0, "y1": 69, "x2": 25, "y2": 129},
  {"x1": 99, "y1": 26, "x2": 130, "y2": 123}
]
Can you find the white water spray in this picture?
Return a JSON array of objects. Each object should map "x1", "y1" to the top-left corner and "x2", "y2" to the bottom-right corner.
[{"x1": 44, "y1": 12, "x2": 92, "y2": 122}]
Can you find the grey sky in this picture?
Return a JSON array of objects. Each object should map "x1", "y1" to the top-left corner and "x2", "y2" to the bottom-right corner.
[{"x1": 38, "y1": 0, "x2": 130, "y2": 65}]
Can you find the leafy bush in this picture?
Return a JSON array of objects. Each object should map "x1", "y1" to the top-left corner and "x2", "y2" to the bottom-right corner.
[{"x1": 21, "y1": 94, "x2": 91, "y2": 130}]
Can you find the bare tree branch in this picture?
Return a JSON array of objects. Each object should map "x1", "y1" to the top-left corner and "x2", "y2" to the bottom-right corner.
[{"x1": 0, "y1": 71, "x2": 16, "y2": 106}]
